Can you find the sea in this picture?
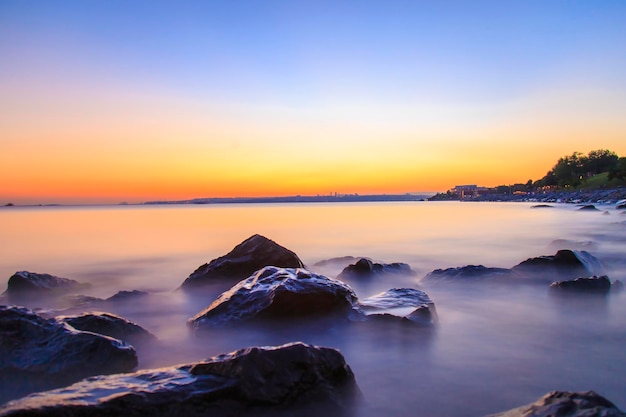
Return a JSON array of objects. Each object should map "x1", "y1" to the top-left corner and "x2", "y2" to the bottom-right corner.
[{"x1": 1, "y1": 201, "x2": 625, "y2": 416}]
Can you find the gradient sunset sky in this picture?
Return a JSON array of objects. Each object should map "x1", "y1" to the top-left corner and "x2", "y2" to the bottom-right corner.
[{"x1": 2, "y1": 1, "x2": 626, "y2": 204}]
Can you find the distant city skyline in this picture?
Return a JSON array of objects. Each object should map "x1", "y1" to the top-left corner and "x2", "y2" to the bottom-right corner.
[{"x1": 2, "y1": 1, "x2": 626, "y2": 204}]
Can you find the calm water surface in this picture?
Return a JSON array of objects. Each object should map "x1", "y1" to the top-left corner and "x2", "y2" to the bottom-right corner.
[{"x1": 1, "y1": 202, "x2": 625, "y2": 416}]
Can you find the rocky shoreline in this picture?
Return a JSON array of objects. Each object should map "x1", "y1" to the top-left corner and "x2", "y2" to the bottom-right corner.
[
  {"x1": 1, "y1": 234, "x2": 624, "y2": 416},
  {"x1": 465, "y1": 187, "x2": 626, "y2": 204}
]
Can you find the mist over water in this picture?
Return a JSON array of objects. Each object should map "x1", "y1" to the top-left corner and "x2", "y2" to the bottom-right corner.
[{"x1": 1, "y1": 202, "x2": 625, "y2": 416}]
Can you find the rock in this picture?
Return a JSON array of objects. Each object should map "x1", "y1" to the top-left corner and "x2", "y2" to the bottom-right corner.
[
  {"x1": 357, "y1": 288, "x2": 437, "y2": 326},
  {"x1": 5, "y1": 271, "x2": 86, "y2": 302},
  {"x1": 181, "y1": 234, "x2": 304, "y2": 289},
  {"x1": 313, "y1": 256, "x2": 360, "y2": 268},
  {"x1": 359, "y1": 288, "x2": 433, "y2": 310},
  {"x1": 105, "y1": 289, "x2": 149, "y2": 302},
  {"x1": 421, "y1": 265, "x2": 518, "y2": 284},
  {"x1": 549, "y1": 275, "x2": 612, "y2": 295},
  {"x1": 188, "y1": 267, "x2": 358, "y2": 330},
  {"x1": 603, "y1": 210, "x2": 611, "y2": 215},
  {"x1": 613, "y1": 279, "x2": 624, "y2": 293},
  {"x1": 337, "y1": 258, "x2": 415, "y2": 280},
  {"x1": 0, "y1": 305, "x2": 137, "y2": 403},
  {"x1": 578, "y1": 204, "x2": 599, "y2": 211},
  {"x1": 616, "y1": 203, "x2": 626, "y2": 210},
  {"x1": 59, "y1": 312, "x2": 157, "y2": 347},
  {"x1": 0, "y1": 342, "x2": 361, "y2": 417},
  {"x1": 530, "y1": 204, "x2": 553, "y2": 208},
  {"x1": 512, "y1": 250, "x2": 605, "y2": 284},
  {"x1": 486, "y1": 390, "x2": 626, "y2": 417}
]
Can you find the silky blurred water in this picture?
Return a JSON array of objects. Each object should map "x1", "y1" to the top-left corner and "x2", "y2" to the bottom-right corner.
[{"x1": 1, "y1": 202, "x2": 625, "y2": 415}]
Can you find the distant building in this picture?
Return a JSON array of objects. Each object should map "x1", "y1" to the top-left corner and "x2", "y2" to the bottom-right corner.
[{"x1": 450, "y1": 185, "x2": 490, "y2": 200}]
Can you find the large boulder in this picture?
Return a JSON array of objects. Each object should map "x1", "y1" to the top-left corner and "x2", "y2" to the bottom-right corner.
[
  {"x1": 59, "y1": 312, "x2": 157, "y2": 347},
  {"x1": 512, "y1": 250, "x2": 605, "y2": 284},
  {"x1": 549, "y1": 275, "x2": 613, "y2": 295},
  {"x1": 0, "y1": 342, "x2": 361, "y2": 417},
  {"x1": 337, "y1": 258, "x2": 415, "y2": 280},
  {"x1": 0, "y1": 305, "x2": 137, "y2": 403},
  {"x1": 421, "y1": 265, "x2": 519, "y2": 285},
  {"x1": 188, "y1": 267, "x2": 358, "y2": 330},
  {"x1": 486, "y1": 390, "x2": 626, "y2": 417},
  {"x1": 181, "y1": 234, "x2": 304, "y2": 289},
  {"x1": 5, "y1": 271, "x2": 86, "y2": 303}
]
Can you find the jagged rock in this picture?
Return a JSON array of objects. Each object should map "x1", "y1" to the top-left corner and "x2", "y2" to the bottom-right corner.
[
  {"x1": 549, "y1": 275, "x2": 612, "y2": 294},
  {"x1": 188, "y1": 267, "x2": 358, "y2": 330},
  {"x1": 486, "y1": 390, "x2": 626, "y2": 417},
  {"x1": 181, "y1": 234, "x2": 304, "y2": 289},
  {"x1": 512, "y1": 250, "x2": 605, "y2": 283},
  {"x1": 0, "y1": 342, "x2": 361, "y2": 417},
  {"x1": 421, "y1": 265, "x2": 518, "y2": 284},
  {"x1": 578, "y1": 204, "x2": 599, "y2": 211},
  {"x1": 0, "y1": 305, "x2": 137, "y2": 403},
  {"x1": 337, "y1": 258, "x2": 414, "y2": 280},
  {"x1": 59, "y1": 312, "x2": 157, "y2": 347},
  {"x1": 5, "y1": 271, "x2": 86, "y2": 302}
]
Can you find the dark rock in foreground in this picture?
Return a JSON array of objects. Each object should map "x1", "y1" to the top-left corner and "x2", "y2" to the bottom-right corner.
[
  {"x1": 486, "y1": 390, "x2": 626, "y2": 417},
  {"x1": 337, "y1": 258, "x2": 415, "y2": 280},
  {"x1": 512, "y1": 250, "x2": 605, "y2": 284},
  {"x1": 188, "y1": 267, "x2": 358, "y2": 330},
  {"x1": 0, "y1": 305, "x2": 137, "y2": 403},
  {"x1": 181, "y1": 234, "x2": 304, "y2": 289},
  {"x1": 549, "y1": 275, "x2": 613, "y2": 295},
  {"x1": 0, "y1": 342, "x2": 361, "y2": 417},
  {"x1": 421, "y1": 265, "x2": 519, "y2": 284},
  {"x1": 5, "y1": 271, "x2": 86, "y2": 303},
  {"x1": 59, "y1": 312, "x2": 157, "y2": 347}
]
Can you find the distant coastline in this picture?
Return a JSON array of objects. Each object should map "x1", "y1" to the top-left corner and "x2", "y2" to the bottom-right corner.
[
  {"x1": 143, "y1": 193, "x2": 434, "y2": 205},
  {"x1": 429, "y1": 187, "x2": 626, "y2": 205}
]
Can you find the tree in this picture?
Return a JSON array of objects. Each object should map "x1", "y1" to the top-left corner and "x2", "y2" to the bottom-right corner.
[{"x1": 608, "y1": 157, "x2": 626, "y2": 181}]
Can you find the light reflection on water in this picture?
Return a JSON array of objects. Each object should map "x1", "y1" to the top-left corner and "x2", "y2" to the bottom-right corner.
[{"x1": 1, "y1": 202, "x2": 625, "y2": 415}]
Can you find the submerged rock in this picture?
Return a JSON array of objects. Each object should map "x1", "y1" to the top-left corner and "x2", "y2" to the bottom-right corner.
[
  {"x1": 512, "y1": 250, "x2": 605, "y2": 284},
  {"x1": 549, "y1": 275, "x2": 613, "y2": 294},
  {"x1": 188, "y1": 267, "x2": 358, "y2": 330},
  {"x1": 181, "y1": 234, "x2": 304, "y2": 289},
  {"x1": 337, "y1": 258, "x2": 415, "y2": 280},
  {"x1": 421, "y1": 265, "x2": 518, "y2": 284},
  {"x1": 0, "y1": 342, "x2": 361, "y2": 417},
  {"x1": 486, "y1": 390, "x2": 626, "y2": 417},
  {"x1": 0, "y1": 305, "x2": 137, "y2": 403},
  {"x1": 530, "y1": 204, "x2": 553, "y2": 208},
  {"x1": 106, "y1": 289, "x2": 149, "y2": 302},
  {"x1": 59, "y1": 312, "x2": 157, "y2": 347},
  {"x1": 5, "y1": 271, "x2": 86, "y2": 303}
]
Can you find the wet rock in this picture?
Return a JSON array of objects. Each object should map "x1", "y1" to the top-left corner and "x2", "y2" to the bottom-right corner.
[
  {"x1": 486, "y1": 390, "x2": 626, "y2": 417},
  {"x1": 359, "y1": 288, "x2": 433, "y2": 310},
  {"x1": 360, "y1": 305, "x2": 437, "y2": 327},
  {"x1": 181, "y1": 234, "x2": 304, "y2": 289},
  {"x1": 0, "y1": 305, "x2": 137, "y2": 403},
  {"x1": 616, "y1": 203, "x2": 626, "y2": 210},
  {"x1": 59, "y1": 312, "x2": 156, "y2": 347},
  {"x1": 5, "y1": 271, "x2": 86, "y2": 303},
  {"x1": 512, "y1": 250, "x2": 605, "y2": 284},
  {"x1": 188, "y1": 267, "x2": 358, "y2": 330},
  {"x1": 530, "y1": 204, "x2": 553, "y2": 208},
  {"x1": 578, "y1": 204, "x2": 599, "y2": 211},
  {"x1": 549, "y1": 275, "x2": 612, "y2": 294},
  {"x1": 421, "y1": 265, "x2": 519, "y2": 284},
  {"x1": 337, "y1": 258, "x2": 415, "y2": 280},
  {"x1": 0, "y1": 342, "x2": 361, "y2": 417}
]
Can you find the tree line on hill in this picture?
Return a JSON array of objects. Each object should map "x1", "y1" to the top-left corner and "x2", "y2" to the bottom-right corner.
[{"x1": 430, "y1": 149, "x2": 626, "y2": 201}]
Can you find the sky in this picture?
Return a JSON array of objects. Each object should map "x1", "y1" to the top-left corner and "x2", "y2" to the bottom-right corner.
[{"x1": 1, "y1": 1, "x2": 626, "y2": 204}]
